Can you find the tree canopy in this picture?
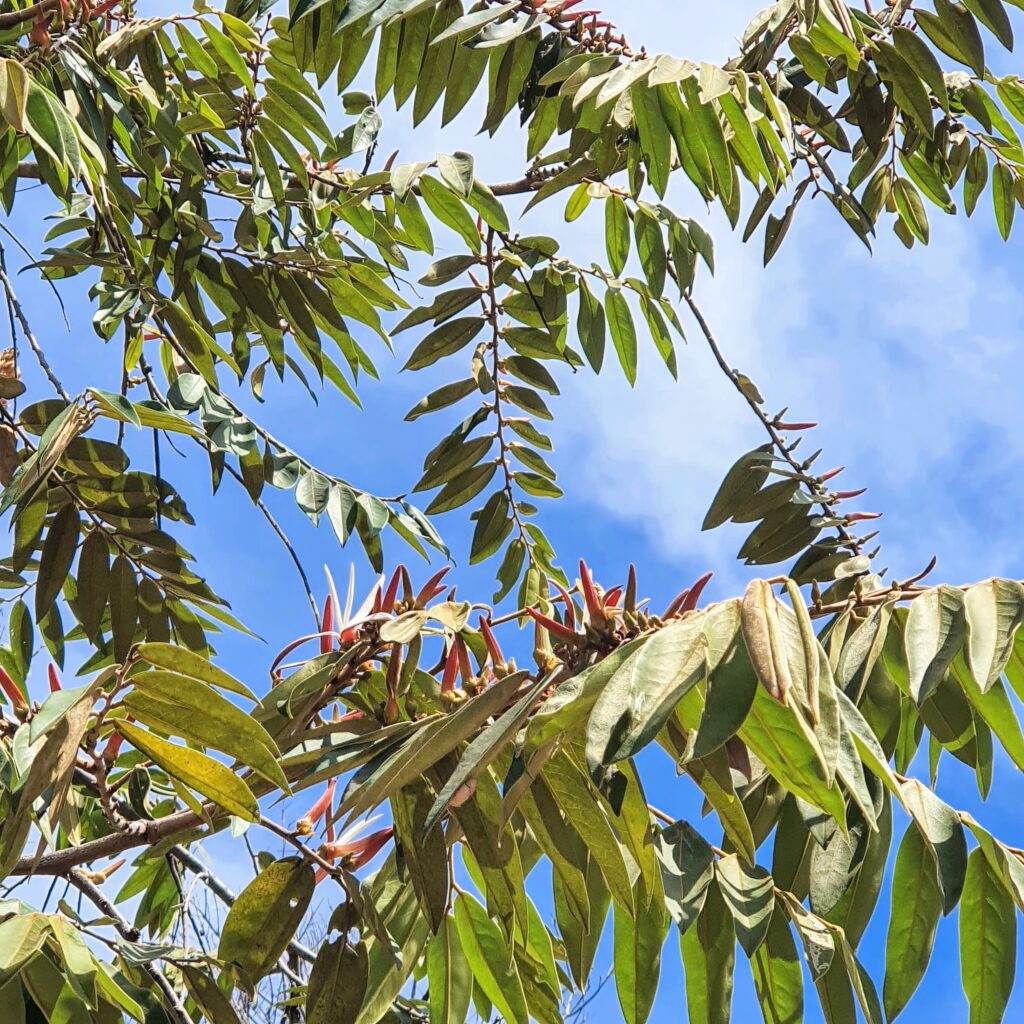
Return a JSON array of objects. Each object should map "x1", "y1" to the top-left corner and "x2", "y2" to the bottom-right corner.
[{"x1": 2, "y1": 0, "x2": 1024, "y2": 1022}]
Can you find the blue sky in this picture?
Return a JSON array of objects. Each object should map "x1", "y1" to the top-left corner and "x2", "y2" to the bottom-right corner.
[{"x1": 7, "y1": 1, "x2": 1024, "y2": 1021}]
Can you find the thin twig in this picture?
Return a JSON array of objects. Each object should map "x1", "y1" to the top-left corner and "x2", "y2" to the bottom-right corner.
[{"x1": 0, "y1": 258, "x2": 70, "y2": 401}]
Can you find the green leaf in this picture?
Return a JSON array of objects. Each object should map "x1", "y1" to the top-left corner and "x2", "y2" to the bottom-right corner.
[
  {"x1": 454, "y1": 893, "x2": 528, "y2": 1024},
  {"x1": 136, "y1": 642, "x2": 257, "y2": 701},
  {"x1": 899, "y1": 778, "x2": 968, "y2": 914},
  {"x1": 116, "y1": 721, "x2": 260, "y2": 822},
  {"x1": 125, "y1": 670, "x2": 288, "y2": 792},
  {"x1": 704, "y1": 446, "x2": 773, "y2": 530},
  {"x1": 965, "y1": 144, "x2": 989, "y2": 217},
  {"x1": 917, "y1": 2, "x2": 985, "y2": 75},
  {"x1": 681, "y1": 879, "x2": 736, "y2": 1024},
  {"x1": 306, "y1": 938, "x2": 368, "y2": 1024},
  {"x1": 905, "y1": 585, "x2": 966, "y2": 703},
  {"x1": 960, "y1": 847, "x2": 1017, "y2": 1024},
  {"x1": 893, "y1": 178, "x2": 930, "y2": 245},
  {"x1": 883, "y1": 823, "x2": 942, "y2": 1022},
  {"x1": 218, "y1": 858, "x2": 315, "y2": 987},
  {"x1": 403, "y1": 316, "x2": 486, "y2": 371},
  {"x1": 605, "y1": 196, "x2": 631, "y2": 276},
  {"x1": 427, "y1": 917, "x2": 473, "y2": 1024},
  {"x1": 35, "y1": 504, "x2": 79, "y2": 620},
  {"x1": 715, "y1": 854, "x2": 775, "y2": 957},
  {"x1": 614, "y1": 883, "x2": 670, "y2": 1024},
  {"x1": 586, "y1": 616, "x2": 707, "y2": 768},
  {"x1": 992, "y1": 161, "x2": 1016, "y2": 241},
  {"x1": 606, "y1": 286, "x2": 638, "y2": 386},
  {"x1": 437, "y1": 151, "x2": 474, "y2": 197},
  {"x1": 751, "y1": 908, "x2": 803, "y2": 1024},
  {"x1": 964, "y1": 579, "x2": 1024, "y2": 690},
  {"x1": 655, "y1": 820, "x2": 716, "y2": 933}
]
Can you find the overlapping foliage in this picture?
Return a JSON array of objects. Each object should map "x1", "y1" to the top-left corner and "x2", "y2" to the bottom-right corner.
[{"x1": 3, "y1": 0, "x2": 1024, "y2": 1022}]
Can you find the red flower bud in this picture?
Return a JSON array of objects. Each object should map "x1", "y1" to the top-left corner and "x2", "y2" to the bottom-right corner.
[
  {"x1": 579, "y1": 560, "x2": 605, "y2": 625},
  {"x1": 47, "y1": 664, "x2": 62, "y2": 693},
  {"x1": 0, "y1": 667, "x2": 27, "y2": 711},
  {"x1": 547, "y1": 577, "x2": 576, "y2": 631},
  {"x1": 320, "y1": 595, "x2": 334, "y2": 654},
  {"x1": 101, "y1": 718, "x2": 134, "y2": 764},
  {"x1": 625, "y1": 564, "x2": 637, "y2": 613},
  {"x1": 479, "y1": 616, "x2": 505, "y2": 670},
  {"x1": 775, "y1": 421, "x2": 817, "y2": 431},
  {"x1": 818, "y1": 466, "x2": 845, "y2": 482},
  {"x1": 679, "y1": 572, "x2": 713, "y2": 614},
  {"x1": 603, "y1": 586, "x2": 623, "y2": 608},
  {"x1": 382, "y1": 568, "x2": 402, "y2": 614},
  {"x1": 526, "y1": 607, "x2": 578, "y2": 643},
  {"x1": 440, "y1": 644, "x2": 459, "y2": 694},
  {"x1": 415, "y1": 566, "x2": 451, "y2": 607},
  {"x1": 663, "y1": 588, "x2": 690, "y2": 619},
  {"x1": 845, "y1": 512, "x2": 882, "y2": 523},
  {"x1": 832, "y1": 488, "x2": 867, "y2": 500}
]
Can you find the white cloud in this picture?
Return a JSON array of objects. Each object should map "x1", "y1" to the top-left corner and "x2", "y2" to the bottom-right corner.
[{"x1": 552, "y1": 181, "x2": 1024, "y2": 588}]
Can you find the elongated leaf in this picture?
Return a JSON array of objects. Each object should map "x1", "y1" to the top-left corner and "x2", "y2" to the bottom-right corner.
[
  {"x1": 454, "y1": 893, "x2": 528, "y2": 1024},
  {"x1": 655, "y1": 819, "x2": 716, "y2": 933},
  {"x1": 899, "y1": 778, "x2": 968, "y2": 914},
  {"x1": 905, "y1": 585, "x2": 966, "y2": 704},
  {"x1": 116, "y1": 721, "x2": 259, "y2": 822},
  {"x1": 681, "y1": 880, "x2": 735, "y2": 1024},
  {"x1": 960, "y1": 847, "x2": 1017, "y2": 1024},
  {"x1": 751, "y1": 908, "x2": 803, "y2": 1024},
  {"x1": 219, "y1": 858, "x2": 315, "y2": 987},
  {"x1": 716, "y1": 854, "x2": 774, "y2": 956},
  {"x1": 427, "y1": 916, "x2": 472, "y2": 1024},
  {"x1": 883, "y1": 824, "x2": 942, "y2": 1022}
]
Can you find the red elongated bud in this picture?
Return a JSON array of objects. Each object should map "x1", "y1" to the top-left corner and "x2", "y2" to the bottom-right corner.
[
  {"x1": 370, "y1": 585, "x2": 383, "y2": 614},
  {"x1": 320, "y1": 595, "x2": 334, "y2": 655},
  {"x1": 579, "y1": 560, "x2": 605, "y2": 625},
  {"x1": 454, "y1": 634, "x2": 472, "y2": 684},
  {"x1": 441, "y1": 644, "x2": 459, "y2": 693},
  {"x1": 832, "y1": 488, "x2": 867, "y2": 500},
  {"x1": 679, "y1": 572, "x2": 713, "y2": 614},
  {"x1": 338, "y1": 709, "x2": 364, "y2": 722},
  {"x1": 663, "y1": 588, "x2": 690, "y2": 619},
  {"x1": 415, "y1": 566, "x2": 451, "y2": 607},
  {"x1": 101, "y1": 717, "x2": 134, "y2": 763},
  {"x1": 548, "y1": 578, "x2": 576, "y2": 630},
  {"x1": 775, "y1": 421, "x2": 817, "y2": 431},
  {"x1": 326, "y1": 815, "x2": 336, "y2": 844},
  {"x1": 479, "y1": 617, "x2": 505, "y2": 669},
  {"x1": 382, "y1": 568, "x2": 402, "y2": 614},
  {"x1": 603, "y1": 586, "x2": 623, "y2": 608},
  {"x1": 48, "y1": 664, "x2": 62, "y2": 693},
  {"x1": 845, "y1": 511, "x2": 882, "y2": 523},
  {"x1": 818, "y1": 466, "x2": 845, "y2": 482},
  {"x1": 527, "y1": 607, "x2": 579, "y2": 643},
  {"x1": 625, "y1": 564, "x2": 637, "y2": 613},
  {"x1": 0, "y1": 667, "x2": 27, "y2": 711},
  {"x1": 386, "y1": 644, "x2": 401, "y2": 697},
  {"x1": 400, "y1": 565, "x2": 414, "y2": 604}
]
